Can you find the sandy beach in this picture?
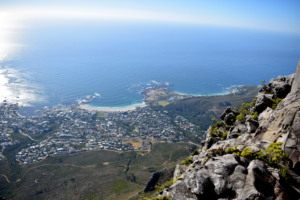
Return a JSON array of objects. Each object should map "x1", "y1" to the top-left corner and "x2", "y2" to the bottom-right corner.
[{"x1": 79, "y1": 103, "x2": 147, "y2": 112}]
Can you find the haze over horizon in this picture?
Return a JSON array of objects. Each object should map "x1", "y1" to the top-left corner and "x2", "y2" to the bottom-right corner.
[{"x1": 1, "y1": 0, "x2": 300, "y2": 33}]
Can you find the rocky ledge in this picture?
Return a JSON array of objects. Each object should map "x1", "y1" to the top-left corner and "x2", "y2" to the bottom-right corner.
[{"x1": 153, "y1": 59, "x2": 300, "y2": 200}]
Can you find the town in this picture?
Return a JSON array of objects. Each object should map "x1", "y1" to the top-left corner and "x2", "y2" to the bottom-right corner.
[{"x1": 0, "y1": 99, "x2": 205, "y2": 165}]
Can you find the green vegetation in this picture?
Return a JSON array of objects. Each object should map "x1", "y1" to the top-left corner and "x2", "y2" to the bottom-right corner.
[
  {"x1": 236, "y1": 113, "x2": 245, "y2": 122},
  {"x1": 114, "y1": 179, "x2": 129, "y2": 193},
  {"x1": 158, "y1": 101, "x2": 170, "y2": 106},
  {"x1": 257, "y1": 142, "x2": 288, "y2": 167},
  {"x1": 140, "y1": 195, "x2": 170, "y2": 200},
  {"x1": 240, "y1": 147, "x2": 255, "y2": 160},
  {"x1": 152, "y1": 86, "x2": 259, "y2": 138},
  {"x1": 97, "y1": 112, "x2": 106, "y2": 118},
  {"x1": 271, "y1": 98, "x2": 283, "y2": 110},
  {"x1": 225, "y1": 146, "x2": 242, "y2": 155},
  {"x1": 155, "y1": 177, "x2": 179, "y2": 193},
  {"x1": 225, "y1": 146, "x2": 255, "y2": 160},
  {"x1": 0, "y1": 143, "x2": 194, "y2": 200},
  {"x1": 191, "y1": 149, "x2": 199, "y2": 156},
  {"x1": 181, "y1": 157, "x2": 193, "y2": 166},
  {"x1": 251, "y1": 112, "x2": 258, "y2": 120},
  {"x1": 84, "y1": 194, "x2": 96, "y2": 199},
  {"x1": 280, "y1": 166, "x2": 290, "y2": 181},
  {"x1": 222, "y1": 131, "x2": 228, "y2": 140},
  {"x1": 225, "y1": 143, "x2": 289, "y2": 180}
]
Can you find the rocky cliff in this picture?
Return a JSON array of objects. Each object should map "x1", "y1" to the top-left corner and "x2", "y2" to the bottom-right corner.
[{"x1": 152, "y1": 59, "x2": 300, "y2": 200}]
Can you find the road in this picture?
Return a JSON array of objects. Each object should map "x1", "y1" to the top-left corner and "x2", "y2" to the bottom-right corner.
[{"x1": 19, "y1": 130, "x2": 37, "y2": 141}]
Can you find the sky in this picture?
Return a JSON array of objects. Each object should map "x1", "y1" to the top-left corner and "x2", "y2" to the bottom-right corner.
[{"x1": 0, "y1": 0, "x2": 300, "y2": 34}]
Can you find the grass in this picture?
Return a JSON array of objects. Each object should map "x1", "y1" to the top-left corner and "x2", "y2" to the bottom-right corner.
[
  {"x1": 124, "y1": 139, "x2": 141, "y2": 148},
  {"x1": 114, "y1": 179, "x2": 129, "y2": 193},
  {"x1": 159, "y1": 101, "x2": 170, "y2": 106},
  {"x1": 97, "y1": 112, "x2": 106, "y2": 118}
]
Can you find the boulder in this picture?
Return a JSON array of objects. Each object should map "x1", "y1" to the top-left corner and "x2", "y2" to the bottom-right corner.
[
  {"x1": 237, "y1": 160, "x2": 287, "y2": 200},
  {"x1": 237, "y1": 133, "x2": 253, "y2": 143},
  {"x1": 227, "y1": 123, "x2": 247, "y2": 139},
  {"x1": 220, "y1": 107, "x2": 239, "y2": 125},
  {"x1": 158, "y1": 155, "x2": 290, "y2": 200},
  {"x1": 269, "y1": 81, "x2": 291, "y2": 99},
  {"x1": 251, "y1": 94, "x2": 274, "y2": 114},
  {"x1": 246, "y1": 119, "x2": 259, "y2": 133},
  {"x1": 285, "y1": 73, "x2": 295, "y2": 85},
  {"x1": 220, "y1": 107, "x2": 232, "y2": 120}
]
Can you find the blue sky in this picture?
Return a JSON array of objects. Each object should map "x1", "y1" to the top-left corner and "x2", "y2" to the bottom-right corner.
[{"x1": 0, "y1": 0, "x2": 300, "y2": 33}]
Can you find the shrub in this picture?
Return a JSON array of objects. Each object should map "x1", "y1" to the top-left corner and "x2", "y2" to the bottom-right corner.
[
  {"x1": 191, "y1": 149, "x2": 199, "y2": 156},
  {"x1": 182, "y1": 157, "x2": 193, "y2": 166},
  {"x1": 272, "y1": 98, "x2": 283, "y2": 110},
  {"x1": 225, "y1": 146, "x2": 242, "y2": 156},
  {"x1": 256, "y1": 142, "x2": 288, "y2": 167},
  {"x1": 281, "y1": 166, "x2": 290, "y2": 181},
  {"x1": 212, "y1": 121, "x2": 223, "y2": 130},
  {"x1": 240, "y1": 147, "x2": 255, "y2": 160},
  {"x1": 222, "y1": 132, "x2": 228, "y2": 140},
  {"x1": 236, "y1": 113, "x2": 245, "y2": 122},
  {"x1": 209, "y1": 126, "x2": 221, "y2": 137},
  {"x1": 155, "y1": 177, "x2": 179, "y2": 193},
  {"x1": 140, "y1": 195, "x2": 170, "y2": 200},
  {"x1": 239, "y1": 103, "x2": 251, "y2": 116},
  {"x1": 251, "y1": 112, "x2": 258, "y2": 120}
]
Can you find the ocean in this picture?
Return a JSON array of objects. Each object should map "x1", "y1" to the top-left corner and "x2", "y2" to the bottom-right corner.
[{"x1": 1, "y1": 20, "x2": 300, "y2": 116}]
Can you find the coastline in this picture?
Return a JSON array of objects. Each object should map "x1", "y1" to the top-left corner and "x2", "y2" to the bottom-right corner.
[
  {"x1": 173, "y1": 90, "x2": 230, "y2": 97},
  {"x1": 79, "y1": 103, "x2": 147, "y2": 112}
]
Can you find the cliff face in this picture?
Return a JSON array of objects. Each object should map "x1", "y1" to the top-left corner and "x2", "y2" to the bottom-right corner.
[{"x1": 156, "y1": 59, "x2": 300, "y2": 200}]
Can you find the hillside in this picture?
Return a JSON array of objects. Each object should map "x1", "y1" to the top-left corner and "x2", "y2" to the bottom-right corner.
[
  {"x1": 0, "y1": 143, "x2": 196, "y2": 200},
  {"x1": 139, "y1": 59, "x2": 300, "y2": 200}
]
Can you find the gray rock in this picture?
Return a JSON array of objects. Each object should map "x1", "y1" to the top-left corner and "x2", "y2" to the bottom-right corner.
[
  {"x1": 253, "y1": 88, "x2": 300, "y2": 157},
  {"x1": 251, "y1": 94, "x2": 274, "y2": 114},
  {"x1": 291, "y1": 58, "x2": 300, "y2": 93},
  {"x1": 277, "y1": 75, "x2": 284, "y2": 81},
  {"x1": 237, "y1": 133, "x2": 253, "y2": 143},
  {"x1": 238, "y1": 160, "x2": 274, "y2": 199},
  {"x1": 283, "y1": 111, "x2": 300, "y2": 167},
  {"x1": 220, "y1": 107, "x2": 239, "y2": 125},
  {"x1": 159, "y1": 155, "x2": 290, "y2": 200},
  {"x1": 258, "y1": 107, "x2": 273, "y2": 125},
  {"x1": 246, "y1": 119, "x2": 259, "y2": 133},
  {"x1": 285, "y1": 73, "x2": 295, "y2": 85},
  {"x1": 227, "y1": 123, "x2": 247, "y2": 139},
  {"x1": 220, "y1": 107, "x2": 232, "y2": 120},
  {"x1": 269, "y1": 81, "x2": 291, "y2": 99},
  {"x1": 173, "y1": 164, "x2": 187, "y2": 182}
]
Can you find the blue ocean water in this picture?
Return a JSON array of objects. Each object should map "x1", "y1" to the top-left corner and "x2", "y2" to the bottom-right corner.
[{"x1": 1, "y1": 20, "x2": 300, "y2": 116}]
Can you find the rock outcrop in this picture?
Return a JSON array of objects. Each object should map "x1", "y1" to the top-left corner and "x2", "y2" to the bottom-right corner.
[
  {"x1": 150, "y1": 59, "x2": 300, "y2": 200},
  {"x1": 159, "y1": 155, "x2": 289, "y2": 200},
  {"x1": 291, "y1": 58, "x2": 300, "y2": 93}
]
